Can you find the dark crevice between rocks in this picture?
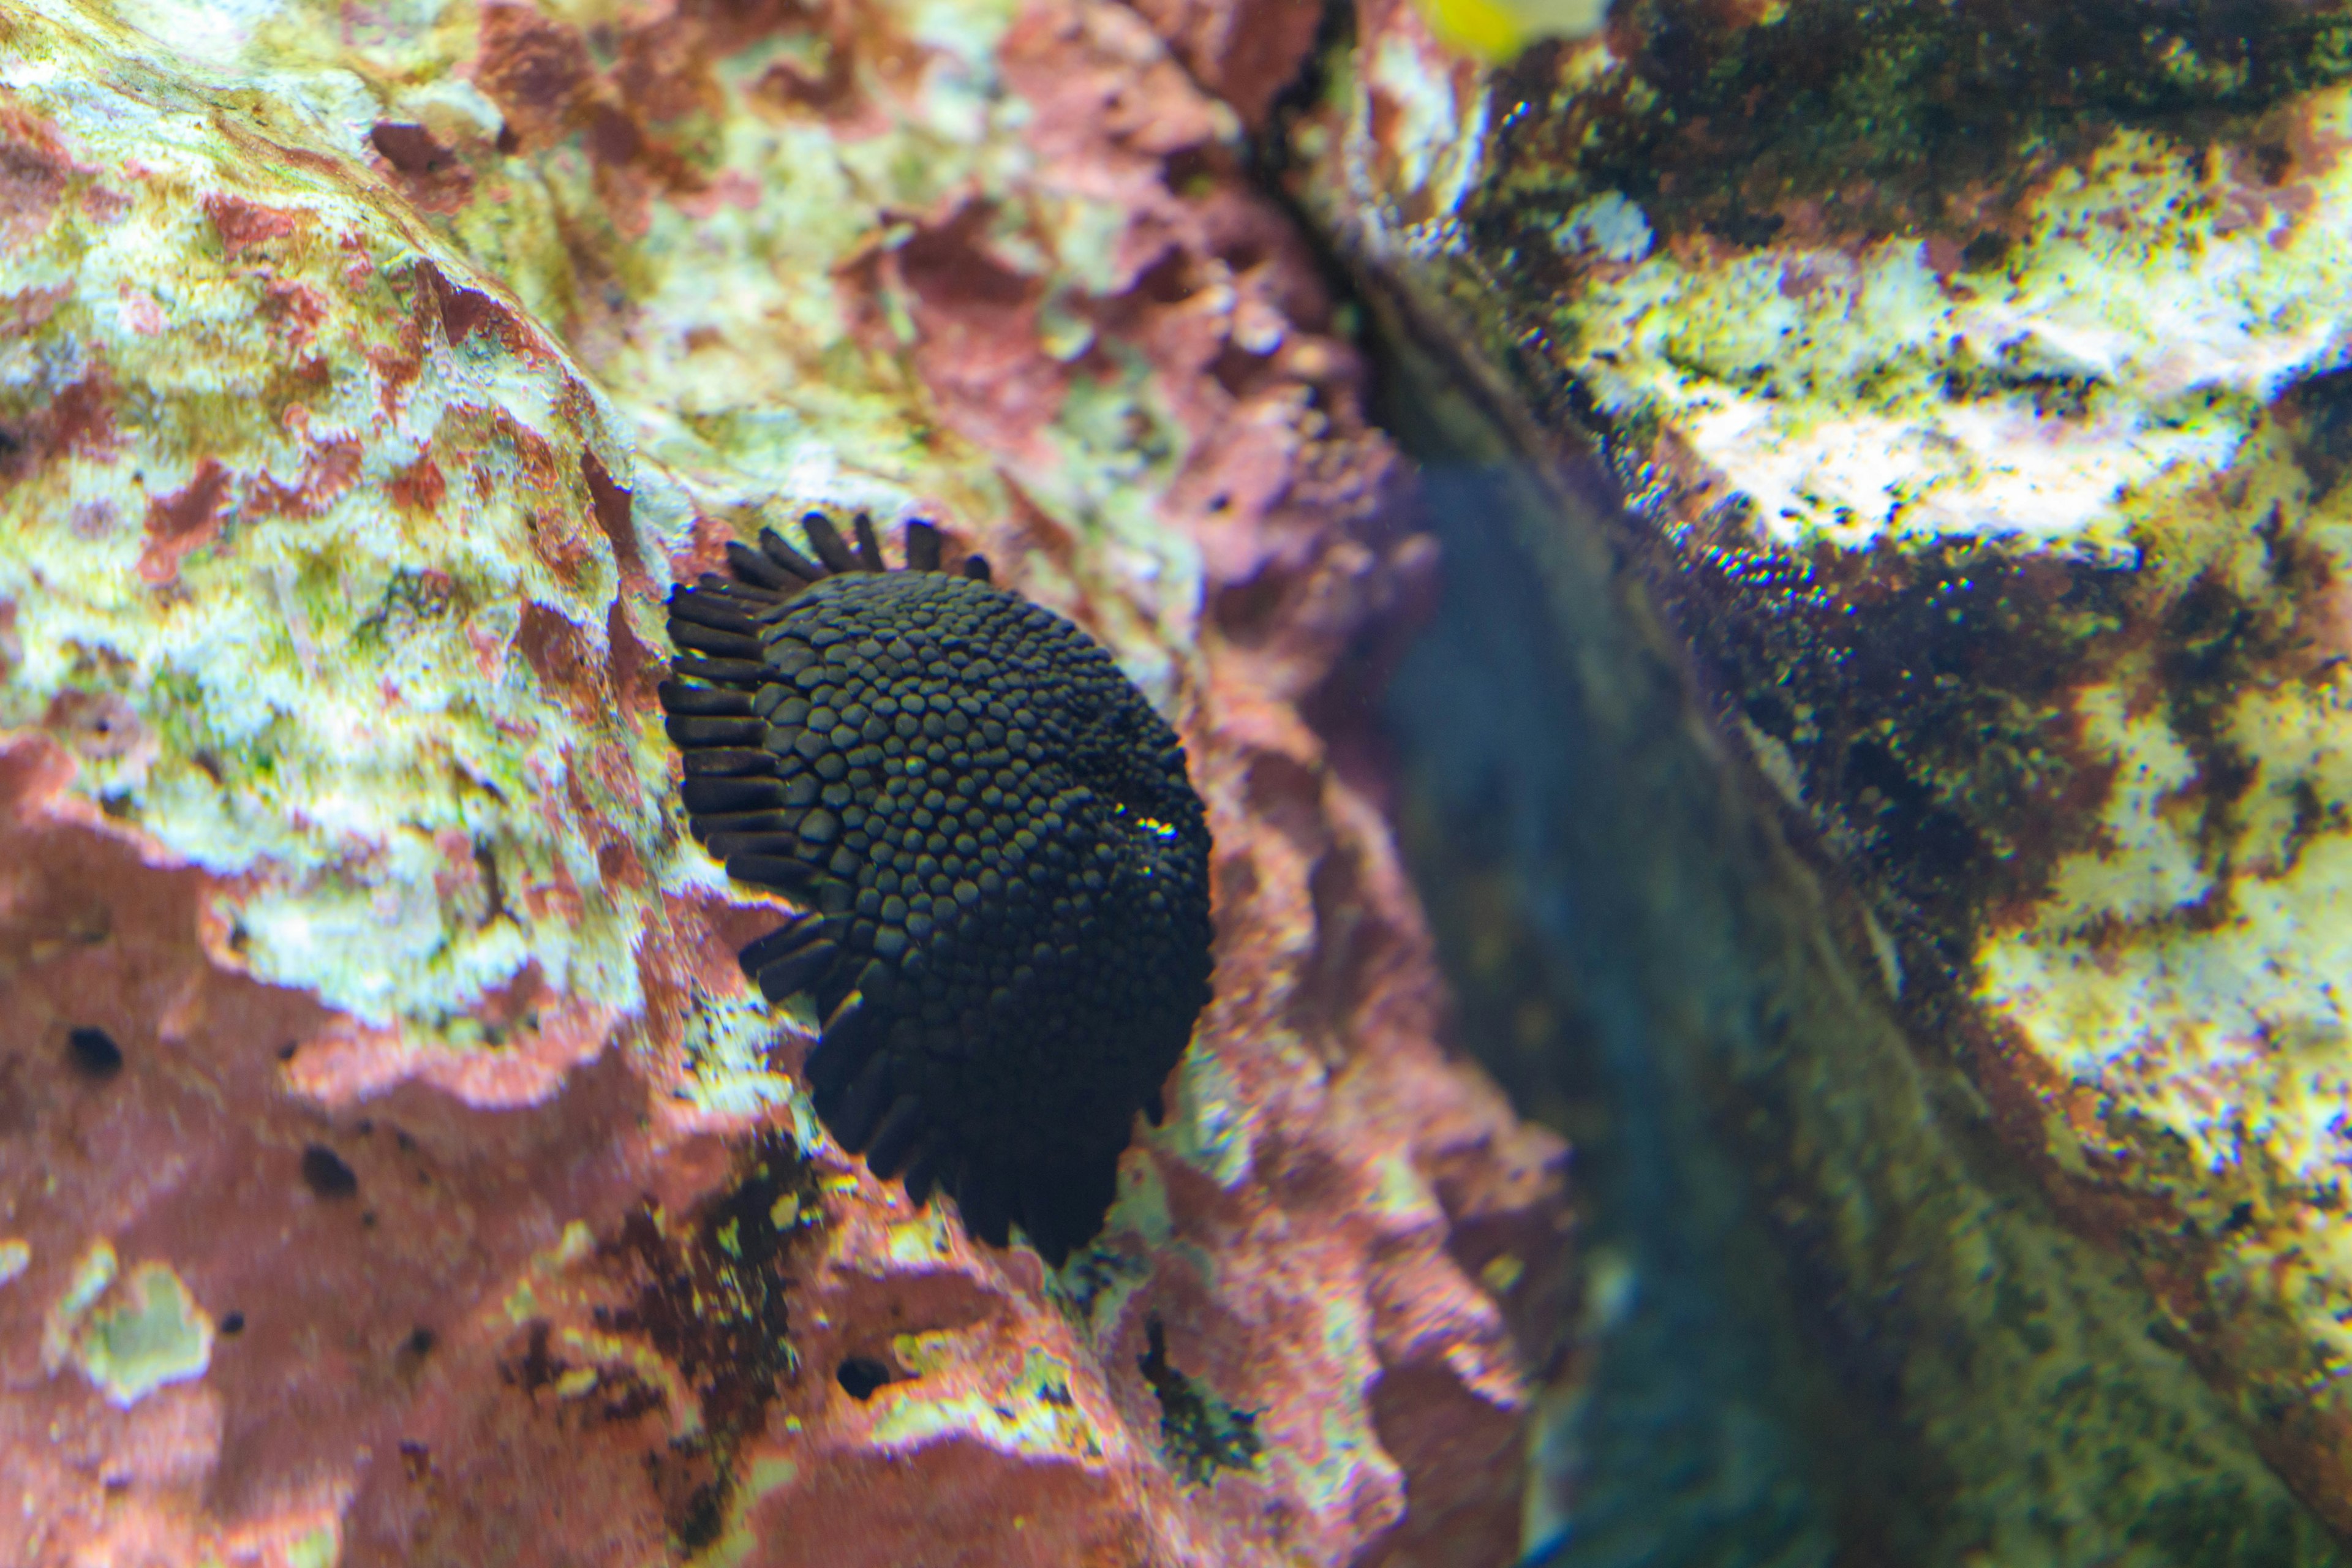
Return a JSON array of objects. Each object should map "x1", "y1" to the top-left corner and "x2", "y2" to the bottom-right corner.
[
  {"x1": 1242, "y1": 66, "x2": 1888, "y2": 1550},
  {"x1": 1357, "y1": 296, "x2": 1876, "y2": 1567}
]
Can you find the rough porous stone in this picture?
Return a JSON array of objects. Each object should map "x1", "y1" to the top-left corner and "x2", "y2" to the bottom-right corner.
[
  {"x1": 0, "y1": 0, "x2": 1567, "y2": 1561},
  {"x1": 1281, "y1": 0, "x2": 2352, "y2": 1559}
]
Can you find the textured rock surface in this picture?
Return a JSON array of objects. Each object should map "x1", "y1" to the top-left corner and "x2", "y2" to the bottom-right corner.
[
  {"x1": 0, "y1": 0, "x2": 1567, "y2": 1561},
  {"x1": 1285, "y1": 0, "x2": 2352, "y2": 1560}
]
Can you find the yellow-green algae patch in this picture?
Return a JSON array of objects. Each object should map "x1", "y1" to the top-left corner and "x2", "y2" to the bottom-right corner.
[
  {"x1": 675, "y1": 984, "x2": 802, "y2": 1123},
  {"x1": 1431, "y1": 0, "x2": 2352, "y2": 550},
  {"x1": 1547, "y1": 113, "x2": 2352, "y2": 552},
  {"x1": 38, "y1": 1242, "x2": 216, "y2": 1408},
  {"x1": 79, "y1": 1261, "x2": 215, "y2": 1407},
  {"x1": 867, "y1": 1346, "x2": 1106, "y2": 1460},
  {"x1": 40, "y1": 1239, "x2": 119, "y2": 1374},
  {"x1": 884, "y1": 1207, "x2": 960, "y2": 1267},
  {"x1": 0, "y1": 0, "x2": 676, "y2": 1080},
  {"x1": 693, "y1": 1453, "x2": 800, "y2": 1568},
  {"x1": 1164, "y1": 1038, "x2": 1257, "y2": 1188},
  {"x1": 286, "y1": 1522, "x2": 341, "y2": 1568},
  {"x1": 1973, "y1": 404, "x2": 2352, "y2": 1396}
]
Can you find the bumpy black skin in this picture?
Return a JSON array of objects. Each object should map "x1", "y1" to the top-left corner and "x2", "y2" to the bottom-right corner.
[{"x1": 660, "y1": 520, "x2": 1214, "y2": 1265}]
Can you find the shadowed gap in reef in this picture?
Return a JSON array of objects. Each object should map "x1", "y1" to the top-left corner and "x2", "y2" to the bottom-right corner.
[{"x1": 1371, "y1": 355, "x2": 1852, "y2": 1567}]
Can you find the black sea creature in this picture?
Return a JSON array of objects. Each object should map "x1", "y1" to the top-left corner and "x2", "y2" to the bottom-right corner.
[{"x1": 660, "y1": 512, "x2": 1214, "y2": 1265}]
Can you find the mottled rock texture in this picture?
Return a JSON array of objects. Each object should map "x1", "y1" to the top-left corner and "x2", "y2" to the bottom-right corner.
[
  {"x1": 1285, "y1": 0, "x2": 2352, "y2": 1560},
  {"x1": 0, "y1": 0, "x2": 1566, "y2": 1562}
]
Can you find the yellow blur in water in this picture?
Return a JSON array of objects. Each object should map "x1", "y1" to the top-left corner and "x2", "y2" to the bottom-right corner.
[{"x1": 1415, "y1": 0, "x2": 1608, "y2": 62}]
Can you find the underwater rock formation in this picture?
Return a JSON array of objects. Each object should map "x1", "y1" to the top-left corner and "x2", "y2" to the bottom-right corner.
[
  {"x1": 1283, "y1": 0, "x2": 2352, "y2": 1559},
  {"x1": 0, "y1": 0, "x2": 1566, "y2": 1562}
]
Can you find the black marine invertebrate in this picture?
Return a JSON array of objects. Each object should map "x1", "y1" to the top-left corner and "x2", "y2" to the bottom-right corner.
[{"x1": 660, "y1": 513, "x2": 1213, "y2": 1265}]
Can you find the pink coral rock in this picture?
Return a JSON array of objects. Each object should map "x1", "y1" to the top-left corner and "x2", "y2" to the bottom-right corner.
[{"x1": 0, "y1": 0, "x2": 1566, "y2": 1562}]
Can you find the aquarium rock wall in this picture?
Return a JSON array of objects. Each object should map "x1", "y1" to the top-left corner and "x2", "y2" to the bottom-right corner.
[
  {"x1": 1283, "y1": 0, "x2": 2352, "y2": 1561},
  {"x1": 0, "y1": 0, "x2": 1568, "y2": 1561}
]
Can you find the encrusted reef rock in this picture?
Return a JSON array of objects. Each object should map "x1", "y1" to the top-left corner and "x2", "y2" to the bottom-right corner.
[
  {"x1": 0, "y1": 0, "x2": 1567, "y2": 1562},
  {"x1": 1286, "y1": 0, "x2": 2352, "y2": 1559}
]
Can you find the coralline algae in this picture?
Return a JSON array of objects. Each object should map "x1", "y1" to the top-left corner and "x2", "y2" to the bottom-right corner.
[{"x1": 0, "y1": 0, "x2": 1566, "y2": 1561}]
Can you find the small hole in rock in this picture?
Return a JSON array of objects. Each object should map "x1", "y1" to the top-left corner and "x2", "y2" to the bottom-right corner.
[
  {"x1": 276, "y1": 1042, "x2": 297, "y2": 1061},
  {"x1": 219, "y1": 1311, "x2": 245, "y2": 1335},
  {"x1": 407, "y1": 1326, "x2": 435, "y2": 1357},
  {"x1": 301, "y1": 1144, "x2": 359, "y2": 1198},
  {"x1": 837, "y1": 1357, "x2": 892, "y2": 1400},
  {"x1": 66, "y1": 1028, "x2": 123, "y2": 1079}
]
